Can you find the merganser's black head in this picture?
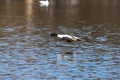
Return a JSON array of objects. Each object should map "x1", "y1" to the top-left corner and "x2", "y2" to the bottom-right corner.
[{"x1": 50, "y1": 33, "x2": 58, "y2": 37}]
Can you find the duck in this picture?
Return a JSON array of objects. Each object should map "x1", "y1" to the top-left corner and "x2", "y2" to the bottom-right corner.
[
  {"x1": 50, "y1": 33, "x2": 81, "y2": 42},
  {"x1": 39, "y1": 0, "x2": 49, "y2": 6}
]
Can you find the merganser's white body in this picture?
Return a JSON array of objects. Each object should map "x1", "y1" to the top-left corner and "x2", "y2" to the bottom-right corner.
[
  {"x1": 58, "y1": 34, "x2": 73, "y2": 39},
  {"x1": 50, "y1": 33, "x2": 81, "y2": 42}
]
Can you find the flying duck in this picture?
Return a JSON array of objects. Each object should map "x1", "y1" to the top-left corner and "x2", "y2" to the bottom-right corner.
[{"x1": 50, "y1": 33, "x2": 81, "y2": 42}]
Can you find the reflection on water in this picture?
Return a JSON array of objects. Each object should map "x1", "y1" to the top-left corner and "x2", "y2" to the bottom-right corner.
[
  {"x1": 0, "y1": 0, "x2": 120, "y2": 80},
  {"x1": 25, "y1": 0, "x2": 33, "y2": 24}
]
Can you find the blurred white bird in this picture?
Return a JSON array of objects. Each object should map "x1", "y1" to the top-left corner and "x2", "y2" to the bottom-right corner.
[
  {"x1": 50, "y1": 33, "x2": 81, "y2": 42},
  {"x1": 39, "y1": 0, "x2": 49, "y2": 6}
]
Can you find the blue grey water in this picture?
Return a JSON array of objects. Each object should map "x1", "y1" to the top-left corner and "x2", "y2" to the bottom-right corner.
[{"x1": 0, "y1": 0, "x2": 120, "y2": 80}]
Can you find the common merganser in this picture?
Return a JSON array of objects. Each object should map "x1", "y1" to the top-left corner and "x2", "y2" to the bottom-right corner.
[{"x1": 50, "y1": 33, "x2": 81, "y2": 42}]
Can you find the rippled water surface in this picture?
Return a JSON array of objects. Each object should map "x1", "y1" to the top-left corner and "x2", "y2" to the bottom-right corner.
[{"x1": 0, "y1": 0, "x2": 120, "y2": 80}]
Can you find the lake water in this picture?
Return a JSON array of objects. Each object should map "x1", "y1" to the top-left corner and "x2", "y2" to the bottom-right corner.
[{"x1": 0, "y1": 0, "x2": 120, "y2": 80}]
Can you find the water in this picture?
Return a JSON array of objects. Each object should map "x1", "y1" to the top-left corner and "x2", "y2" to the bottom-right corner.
[{"x1": 0, "y1": 0, "x2": 120, "y2": 80}]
